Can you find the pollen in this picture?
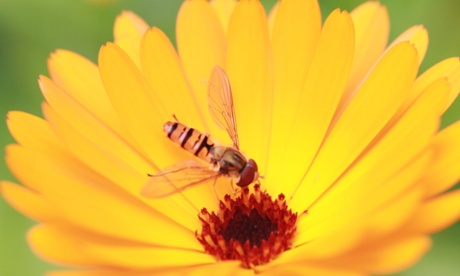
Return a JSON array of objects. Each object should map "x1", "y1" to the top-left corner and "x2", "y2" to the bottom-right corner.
[{"x1": 196, "y1": 184, "x2": 298, "y2": 268}]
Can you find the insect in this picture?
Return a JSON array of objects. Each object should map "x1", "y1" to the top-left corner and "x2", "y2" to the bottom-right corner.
[{"x1": 142, "y1": 66, "x2": 259, "y2": 198}]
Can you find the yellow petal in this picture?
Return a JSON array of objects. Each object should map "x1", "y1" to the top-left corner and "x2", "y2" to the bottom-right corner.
[
  {"x1": 421, "y1": 120, "x2": 460, "y2": 197},
  {"x1": 385, "y1": 78, "x2": 449, "y2": 133},
  {"x1": 339, "y1": 235, "x2": 431, "y2": 275},
  {"x1": 344, "y1": 1, "x2": 389, "y2": 98},
  {"x1": 387, "y1": 25, "x2": 429, "y2": 65},
  {"x1": 47, "y1": 50, "x2": 127, "y2": 140},
  {"x1": 182, "y1": 262, "x2": 253, "y2": 276},
  {"x1": 176, "y1": 0, "x2": 226, "y2": 135},
  {"x1": 445, "y1": 64, "x2": 460, "y2": 111},
  {"x1": 0, "y1": 181, "x2": 58, "y2": 222},
  {"x1": 29, "y1": 224, "x2": 213, "y2": 268},
  {"x1": 267, "y1": 0, "x2": 321, "y2": 191},
  {"x1": 41, "y1": 103, "x2": 202, "y2": 232},
  {"x1": 99, "y1": 38, "x2": 221, "y2": 214},
  {"x1": 113, "y1": 11, "x2": 149, "y2": 68},
  {"x1": 295, "y1": 152, "x2": 429, "y2": 252},
  {"x1": 39, "y1": 76, "x2": 155, "y2": 177},
  {"x1": 41, "y1": 102, "x2": 139, "y2": 190},
  {"x1": 264, "y1": 221, "x2": 379, "y2": 274},
  {"x1": 271, "y1": 0, "x2": 322, "y2": 113},
  {"x1": 98, "y1": 43, "x2": 183, "y2": 170},
  {"x1": 403, "y1": 57, "x2": 460, "y2": 115},
  {"x1": 285, "y1": 221, "x2": 365, "y2": 261},
  {"x1": 267, "y1": 1, "x2": 279, "y2": 37},
  {"x1": 140, "y1": 27, "x2": 208, "y2": 136},
  {"x1": 349, "y1": 26, "x2": 429, "y2": 127},
  {"x1": 47, "y1": 261, "x2": 247, "y2": 276},
  {"x1": 5, "y1": 143, "x2": 59, "y2": 192},
  {"x1": 268, "y1": 9, "x2": 354, "y2": 199},
  {"x1": 210, "y1": 0, "x2": 237, "y2": 32},
  {"x1": 356, "y1": 187, "x2": 422, "y2": 240},
  {"x1": 301, "y1": 134, "x2": 429, "y2": 236},
  {"x1": 290, "y1": 42, "x2": 419, "y2": 212},
  {"x1": 258, "y1": 260, "x2": 364, "y2": 276},
  {"x1": 226, "y1": 0, "x2": 272, "y2": 171},
  {"x1": 5, "y1": 145, "x2": 200, "y2": 249},
  {"x1": 114, "y1": 11, "x2": 148, "y2": 39},
  {"x1": 48, "y1": 271, "x2": 114, "y2": 276},
  {"x1": 99, "y1": 46, "x2": 216, "y2": 215},
  {"x1": 6, "y1": 111, "x2": 63, "y2": 154},
  {"x1": 47, "y1": 271, "x2": 118, "y2": 276},
  {"x1": 312, "y1": 77, "x2": 448, "y2": 218},
  {"x1": 404, "y1": 189, "x2": 460, "y2": 234},
  {"x1": 139, "y1": 29, "x2": 220, "y2": 209},
  {"x1": 272, "y1": 0, "x2": 321, "y2": 76}
]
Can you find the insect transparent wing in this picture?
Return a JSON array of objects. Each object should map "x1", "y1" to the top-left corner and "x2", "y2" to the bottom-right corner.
[
  {"x1": 141, "y1": 160, "x2": 220, "y2": 198},
  {"x1": 208, "y1": 66, "x2": 239, "y2": 148}
]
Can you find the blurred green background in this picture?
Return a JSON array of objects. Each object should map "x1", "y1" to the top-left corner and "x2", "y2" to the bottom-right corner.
[{"x1": 0, "y1": 0, "x2": 459, "y2": 275}]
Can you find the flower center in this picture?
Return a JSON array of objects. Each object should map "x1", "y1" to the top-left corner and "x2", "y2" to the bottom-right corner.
[{"x1": 196, "y1": 184, "x2": 297, "y2": 268}]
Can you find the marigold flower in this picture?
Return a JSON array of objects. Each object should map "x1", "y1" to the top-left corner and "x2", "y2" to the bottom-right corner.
[{"x1": 2, "y1": 0, "x2": 460, "y2": 275}]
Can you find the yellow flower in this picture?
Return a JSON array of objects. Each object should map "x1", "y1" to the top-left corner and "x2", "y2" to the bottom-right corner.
[{"x1": 2, "y1": 0, "x2": 460, "y2": 275}]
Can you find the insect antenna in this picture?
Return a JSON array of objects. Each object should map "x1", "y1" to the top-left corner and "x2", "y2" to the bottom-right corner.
[{"x1": 172, "y1": 114, "x2": 180, "y2": 122}]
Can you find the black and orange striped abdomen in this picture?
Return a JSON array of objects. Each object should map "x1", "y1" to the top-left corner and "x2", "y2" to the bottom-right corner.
[{"x1": 164, "y1": 121, "x2": 214, "y2": 161}]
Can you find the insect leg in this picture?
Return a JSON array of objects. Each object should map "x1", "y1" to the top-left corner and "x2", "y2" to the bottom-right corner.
[
  {"x1": 212, "y1": 177, "x2": 220, "y2": 205},
  {"x1": 230, "y1": 179, "x2": 243, "y2": 197}
]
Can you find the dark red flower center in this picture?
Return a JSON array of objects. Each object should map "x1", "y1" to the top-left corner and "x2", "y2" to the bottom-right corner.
[{"x1": 196, "y1": 184, "x2": 297, "y2": 268}]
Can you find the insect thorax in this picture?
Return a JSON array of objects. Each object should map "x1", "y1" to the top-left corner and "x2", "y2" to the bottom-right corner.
[{"x1": 211, "y1": 147, "x2": 247, "y2": 175}]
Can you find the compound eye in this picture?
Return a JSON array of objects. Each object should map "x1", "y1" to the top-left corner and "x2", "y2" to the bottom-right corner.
[{"x1": 236, "y1": 159, "x2": 258, "y2": 187}]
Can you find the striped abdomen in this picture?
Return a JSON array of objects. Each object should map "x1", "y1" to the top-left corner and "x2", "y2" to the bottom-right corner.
[{"x1": 164, "y1": 121, "x2": 214, "y2": 161}]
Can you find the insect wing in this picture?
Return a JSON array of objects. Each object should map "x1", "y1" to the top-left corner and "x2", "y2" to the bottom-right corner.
[
  {"x1": 208, "y1": 66, "x2": 239, "y2": 148},
  {"x1": 141, "y1": 160, "x2": 220, "y2": 198}
]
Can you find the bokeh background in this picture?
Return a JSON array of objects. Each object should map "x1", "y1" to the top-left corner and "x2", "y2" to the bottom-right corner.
[{"x1": 0, "y1": 0, "x2": 459, "y2": 275}]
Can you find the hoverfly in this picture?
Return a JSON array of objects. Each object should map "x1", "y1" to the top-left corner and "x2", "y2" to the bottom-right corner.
[{"x1": 141, "y1": 66, "x2": 259, "y2": 198}]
